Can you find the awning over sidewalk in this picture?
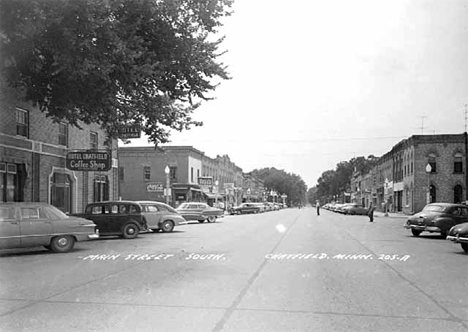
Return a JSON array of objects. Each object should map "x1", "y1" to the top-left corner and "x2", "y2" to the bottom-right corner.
[{"x1": 203, "y1": 192, "x2": 224, "y2": 199}]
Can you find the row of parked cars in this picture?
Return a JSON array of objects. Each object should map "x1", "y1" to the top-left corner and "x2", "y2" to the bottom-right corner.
[
  {"x1": 0, "y1": 200, "x2": 226, "y2": 253},
  {"x1": 322, "y1": 201, "x2": 468, "y2": 253},
  {"x1": 0, "y1": 200, "x2": 288, "y2": 254},
  {"x1": 404, "y1": 202, "x2": 468, "y2": 253},
  {"x1": 228, "y1": 202, "x2": 285, "y2": 215},
  {"x1": 322, "y1": 203, "x2": 368, "y2": 215}
]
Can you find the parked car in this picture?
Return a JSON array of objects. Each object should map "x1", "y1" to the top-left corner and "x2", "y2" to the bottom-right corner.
[
  {"x1": 404, "y1": 203, "x2": 468, "y2": 237},
  {"x1": 71, "y1": 201, "x2": 148, "y2": 239},
  {"x1": 342, "y1": 203, "x2": 368, "y2": 215},
  {"x1": 0, "y1": 202, "x2": 98, "y2": 253},
  {"x1": 447, "y1": 222, "x2": 468, "y2": 253},
  {"x1": 136, "y1": 201, "x2": 186, "y2": 232},
  {"x1": 176, "y1": 202, "x2": 224, "y2": 223},
  {"x1": 229, "y1": 203, "x2": 260, "y2": 215}
]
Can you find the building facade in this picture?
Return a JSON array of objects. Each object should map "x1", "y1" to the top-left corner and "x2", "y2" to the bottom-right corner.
[
  {"x1": 118, "y1": 146, "x2": 205, "y2": 206},
  {"x1": 0, "y1": 82, "x2": 119, "y2": 213},
  {"x1": 350, "y1": 134, "x2": 466, "y2": 214}
]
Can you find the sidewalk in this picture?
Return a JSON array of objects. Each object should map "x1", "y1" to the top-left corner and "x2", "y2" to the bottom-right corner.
[{"x1": 374, "y1": 211, "x2": 408, "y2": 218}]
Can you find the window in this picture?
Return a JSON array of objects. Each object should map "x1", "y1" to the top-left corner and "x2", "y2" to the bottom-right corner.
[
  {"x1": 197, "y1": 169, "x2": 200, "y2": 182},
  {"x1": 429, "y1": 185, "x2": 436, "y2": 203},
  {"x1": 454, "y1": 153, "x2": 463, "y2": 173},
  {"x1": 454, "y1": 185, "x2": 463, "y2": 204},
  {"x1": 170, "y1": 166, "x2": 177, "y2": 180},
  {"x1": 93, "y1": 175, "x2": 109, "y2": 202},
  {"x1": 191, "y1": 167, "x2": 194, "y2": 182},
  {"x1": 51, "y1": 172, "x2": 72, "y2": 213},
  {"x1": 20, "y1": 207, "x2": 47, "y2": 219},
  {"x1": 428, "y1": 154, "x2": 436, "y2": 173},
  {"x1": 90, "y1": 132, "x2": 98, "y2": 149},
  {"x1": 16, "y1": 108, "x2": 29, "y2": 138},
  {"x1": 119, "y1": 167, "x2": 124, "y2": 181},
  {"x1": 58, "y1": 122, "x2": 68, "y2": 146},
  {"x1": 0, "y1": 207, "x2": 15, "y2": 221},
  {"x1": 143, "y1": 166, "x2": 151, "y2": 180}
]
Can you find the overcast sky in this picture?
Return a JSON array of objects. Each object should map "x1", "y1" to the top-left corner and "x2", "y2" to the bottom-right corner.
[{"x1": 124, "y1": 0, "x2": 468, "y2": 188}]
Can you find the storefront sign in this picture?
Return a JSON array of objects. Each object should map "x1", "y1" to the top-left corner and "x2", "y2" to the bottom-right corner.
[
  {"x1": 146, "y1": 183, "x2": 164, "y2": 193},
  {"x1": 118, "y1": 124, "x2": 141, "y2": 139},
  {"x1": 198, "y1": 177, "x2": 213, "y2": 186},
  {"x1": 66, "y1": 151, "x2": 111, "y2": 171}
]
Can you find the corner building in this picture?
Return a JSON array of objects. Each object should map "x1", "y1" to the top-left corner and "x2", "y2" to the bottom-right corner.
[{"x1": 0, "y1": 81, "x2": 119, "y2": 213}]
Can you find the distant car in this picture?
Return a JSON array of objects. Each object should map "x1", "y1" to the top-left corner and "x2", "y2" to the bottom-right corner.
[
  {"x1": 447, "y1": 222, "x2": 468, "y2": 253},
  {"x1": 404, "y1": 203, "x2": 468, "y2": 238},
  {"x1": 229, "y1": 203, "x2": 260, "y2": 215},
  {"x1": 342, "y1": 203, "x2": 368, "y2": 215},
  {"x1": 0, "y1": 202, "x2": 98, "y2": 253},
  {"x1": 176, "y1": 202, "x2": 224, "y2": 223},
  {"x1": 71, "y1": 201, "x2": 148, "y2": 239},
  {"x1": 136, "y1": 201, "x2": 186, "y2": 232}
]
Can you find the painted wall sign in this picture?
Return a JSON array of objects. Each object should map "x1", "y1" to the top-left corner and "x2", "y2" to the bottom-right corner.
[
  {"x1": 66, "y1": 151, "x2": 111, "y2": 171},
  {"x1": 146, "y1": 183, "x2": 164, "y2": 193}
]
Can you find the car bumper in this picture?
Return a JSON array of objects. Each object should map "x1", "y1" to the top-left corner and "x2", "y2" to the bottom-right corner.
[
  {"x1": 88, "y1": 229, "x2": 100, "y2": 240},
  {"x1": 404, "y1": 223, "x2": 441, "y2": 232},
  {"x1": 447, "y1": 235, "x2": 468, "y2": 244}
]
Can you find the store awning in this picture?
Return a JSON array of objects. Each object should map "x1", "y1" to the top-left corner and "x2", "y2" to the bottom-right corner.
[{"x1": 203, "y1": 192, "x2": 224, "y2": 199}]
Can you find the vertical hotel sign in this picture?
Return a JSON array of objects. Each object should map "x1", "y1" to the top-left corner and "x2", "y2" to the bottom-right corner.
[{"x1": 66, "y1": 151, "x2": 112, "y2": 171}]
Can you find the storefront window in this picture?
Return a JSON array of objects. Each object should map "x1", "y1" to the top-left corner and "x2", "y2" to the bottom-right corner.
[
  {"x1": 51, "y1": 172, "x2": 72, "y2": 213},
  {"x1": 94, "y1": 175, "x2": 109, "y2": 202}
]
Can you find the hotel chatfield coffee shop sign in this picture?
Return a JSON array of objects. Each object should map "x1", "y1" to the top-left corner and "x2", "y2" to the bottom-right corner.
[{"x1": 66, "y1": 151, "x2": 112, "y2": 172}]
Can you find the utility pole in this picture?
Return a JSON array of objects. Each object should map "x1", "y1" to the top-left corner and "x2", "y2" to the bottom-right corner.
[{"x1": 465, "y1": 104, "x2": 468, "y2": 201}]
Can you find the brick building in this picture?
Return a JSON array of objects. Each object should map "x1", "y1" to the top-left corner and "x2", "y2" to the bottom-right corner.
[
  {"x1": 119, "y1": 146, "x2": 249, "y2": 207},
  {"x1": 118, "y1": 146, "x2": 205, "y2": 206},
  {"x1": 350, "y1": 134, "x2": 466, "y2": 214},
  {"x1": 0, "y1": 81, "x2": 119, "y2": 213}
]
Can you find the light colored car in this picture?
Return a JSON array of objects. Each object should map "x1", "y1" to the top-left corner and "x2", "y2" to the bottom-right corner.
[
  {"x1": 342, "y1": 203, "x2": 368, "y2": 215},
  {"x1": 176, "y1": 202, "x2": 224, "y2": 223},
  {"x1": 136, "y1": 201, "x2": 186, "y2": 232},
  {"x1": 0, "y1": 202, "x2": 98, "y2": 253}
]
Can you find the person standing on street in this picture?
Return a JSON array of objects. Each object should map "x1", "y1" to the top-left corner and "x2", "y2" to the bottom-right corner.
[
  {"x1": 316, "y1": 200, "x2": 320, "y2": 216},
  {"x1": 367, "y1": 202, "x2": 375, "y2": 222}
]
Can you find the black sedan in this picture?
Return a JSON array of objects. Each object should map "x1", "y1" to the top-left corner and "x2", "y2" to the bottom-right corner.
[
  {"x1": 447, "y1": 222, "x2": 468, "y2": 253},
  {"x1": 404, "y1": 203, "x2": 468, "y2": 238},
  {"x1": 229, "y1": 203, "x2": 260, "y2": 215}
]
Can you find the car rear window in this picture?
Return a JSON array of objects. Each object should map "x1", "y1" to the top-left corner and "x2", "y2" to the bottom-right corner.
[
  {"x1": 422, "y1": 205, "x2": 446, "y2": 212},
  {"x1": 0, "y1": 207, "x2": 15, "y2": 221}
]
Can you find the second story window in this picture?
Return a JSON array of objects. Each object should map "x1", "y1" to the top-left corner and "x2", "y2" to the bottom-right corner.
[
  {"x1": 428, "y1": 154, "x2": 437, "y2": 173},
  {"x1": 143, "y1": 166, "x2": 151, "y2": 180},
  {"x1": 191, "y1": 167, "x2": 194, "y2": 182},
  {"x1": 58, "y1": 122, "x2": 68, "y2": 146},
  {"x1": 170, "y1": 166, "x2": 177, "y2": 180},
  {"x1": 90, "y1": 132, "x2": 98, "y2": 150},
  {"x1": 16, "y1": 108, "x2": 29, "y2": 138},
  {"x1": 454, "y1": 153, "x2": 463, "y2": 173}
]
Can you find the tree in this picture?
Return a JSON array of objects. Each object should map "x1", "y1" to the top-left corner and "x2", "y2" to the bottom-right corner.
[
  {"x1": 251, "y1": 167, "x2": 308, "y2": 206},
  {"x1": 0, "y1": 0, "x2": 233, "y2": 144}
]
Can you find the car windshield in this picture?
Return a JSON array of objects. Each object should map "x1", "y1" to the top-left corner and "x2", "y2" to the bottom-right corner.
[
  {"x1": 45, "y1": 206, "x2": 69, "y2": 219},
  {"x1": 422, "y1": 205, "x2": 447, "y2": 212}
]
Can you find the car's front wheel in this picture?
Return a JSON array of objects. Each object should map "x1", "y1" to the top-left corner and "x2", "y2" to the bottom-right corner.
[
  {"x1": 50, "y1": 235, "x2": 75, "y2": 253},
  {"x1": 461, "y1": 243, "x2": 468, "y2": 253},
  {"x1": 207, "y1": 216, "x2": 216, "y2": 223},
  {"x1": 161, "y1": 220, "x2": 175, "y2": 232},
  {"x1": 122, "y1": 223, "x2": 139, "y2": 239},
  {"x1": 411, "y1": 229, "x2": 422, "y2": 237}
]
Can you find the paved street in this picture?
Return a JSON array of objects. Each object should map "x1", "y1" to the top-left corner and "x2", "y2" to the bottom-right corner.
[{"x1": 0, "y1": 207, "x2": 467, "y2": 332}]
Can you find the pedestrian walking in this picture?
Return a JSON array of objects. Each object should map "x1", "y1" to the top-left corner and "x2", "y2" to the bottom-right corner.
[
  {"x1": 367, "y1": 203, "x2": 375, "y2": 222},
  {"x1": 316, "y1": 200, "x2": 320, "y2": 216}
]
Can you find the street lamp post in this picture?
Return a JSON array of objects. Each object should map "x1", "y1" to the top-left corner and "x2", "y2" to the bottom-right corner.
[
  {"x1": 426, "y1": 163, "x2": 432, "y2": 204},
  {"x1": 215, "y1": 180, "x2": 219, "y2": 207},
  {"x1": 164, "y1": 165, "x2": 170, "y2": 205},
  {"x1": 384, "y1": 178, "x2": 389, "y2": 216}
]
